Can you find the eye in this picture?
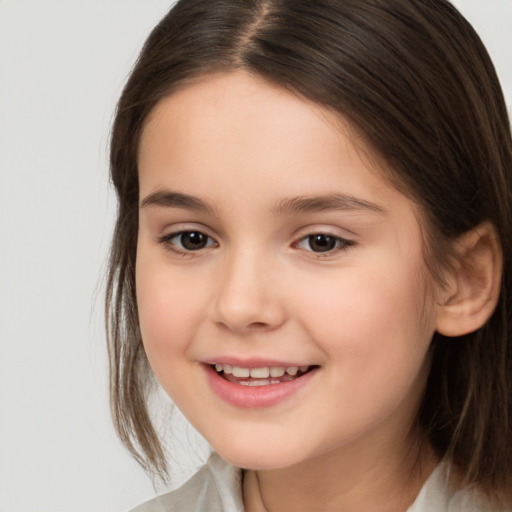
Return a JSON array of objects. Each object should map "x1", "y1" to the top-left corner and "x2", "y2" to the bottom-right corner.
[
  {"x1": 160, "y1": 230, "x2": 216, "y2": 252},
  {"x1": 296, "y1": 233, "x2": 352, "y2": 254}
]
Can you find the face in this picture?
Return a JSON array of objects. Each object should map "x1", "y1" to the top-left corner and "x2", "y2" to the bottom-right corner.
[{"x1": 136, "y1": 71, "x2": 441, "y2": 471}]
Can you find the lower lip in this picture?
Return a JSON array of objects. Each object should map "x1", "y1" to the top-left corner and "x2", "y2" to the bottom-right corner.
[{"x1": 203, "y1": 364, "x2": 319, "y2": 409}]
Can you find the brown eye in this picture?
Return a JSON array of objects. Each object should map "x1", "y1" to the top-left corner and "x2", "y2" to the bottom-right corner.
[
  {"x1": 296, "y1": 233, "x2": 353, "y2": 254},
  {"x1": 307, "y1": 234, "x2": 338, "y2": 252},
  {"x1": 179, "y1": 231, "x2": 209, "y2": 250},
  {"x1": 161, "y1": 230, "x2": 216, "y2": 252}
]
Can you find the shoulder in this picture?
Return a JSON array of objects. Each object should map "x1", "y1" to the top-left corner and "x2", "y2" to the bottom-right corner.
[
  {"x1": 130, "y1": 453, "x2": 244, "y2": 512},
  {"x1": 408, "y1": 461, "x2": 512, "y2": 512}
]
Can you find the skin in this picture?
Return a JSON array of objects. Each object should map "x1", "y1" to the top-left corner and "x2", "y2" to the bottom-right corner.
[{"x1": 136, "y1": 71, "x2": 445, "y2": 511}]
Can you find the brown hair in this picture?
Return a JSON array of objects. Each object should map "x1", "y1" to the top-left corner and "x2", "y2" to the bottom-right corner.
[{"x1": 106, "y1": 0, "x2": 512, "y2": 500}]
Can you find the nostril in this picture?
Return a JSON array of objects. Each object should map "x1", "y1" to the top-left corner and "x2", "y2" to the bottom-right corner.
[{"x1": 248, "y1": 322, "x2": 268, "y2": 329}]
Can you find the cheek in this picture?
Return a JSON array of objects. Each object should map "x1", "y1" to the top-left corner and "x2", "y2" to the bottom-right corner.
[
  {"x1": 293, "y1": 267, "x2": 435, "y2": 438},
  {"x1": 135, "y1": 252, "x2": 204, "y2": 361},
  {"x1": 135, "y1": 262, "x2": 207, "y2": 402},
  {"x1": 292, "y1": 261, "x2": 435, "y2": 370}
]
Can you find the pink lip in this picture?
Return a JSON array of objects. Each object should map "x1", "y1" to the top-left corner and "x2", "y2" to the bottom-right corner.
[
  {"x1": 202, "y1": 363, "x2": 319, "y2": 409},
  {"x1": 203, "y1": 357, "x2": 308, "y2": 368}
]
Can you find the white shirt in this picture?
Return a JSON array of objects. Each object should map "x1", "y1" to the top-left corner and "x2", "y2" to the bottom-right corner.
[{"x1": 131, "y1": 453, "x2": 509, "y2": 512}]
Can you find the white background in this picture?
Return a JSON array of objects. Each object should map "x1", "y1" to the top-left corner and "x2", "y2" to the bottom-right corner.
[{"x1": 0, "y1": 1, "x2": 510, "y2": 511}]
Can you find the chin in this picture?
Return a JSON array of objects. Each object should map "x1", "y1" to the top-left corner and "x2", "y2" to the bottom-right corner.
[
  {"x1": 219, "y1": 451, "x2": 299, "y2": 471},
  {"x1": 211, "y1": 435, "x2": 307, "y2": 471}
]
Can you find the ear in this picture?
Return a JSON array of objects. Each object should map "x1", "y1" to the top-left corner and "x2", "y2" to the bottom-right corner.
[{"x1": 436, "y1": 222, "x2": 503, "y2": 337}]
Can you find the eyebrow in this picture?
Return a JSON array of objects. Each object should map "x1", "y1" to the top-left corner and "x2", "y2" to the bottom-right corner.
[
  {"x1": 140, "y1": 190, "x2": 216, "y2": 214},
  {"x1": 140, "y1": 189, "x2": 387, "y2": 216},
  {"x1": 272, "y1": 194, "x2": 388, "y2": 216}
]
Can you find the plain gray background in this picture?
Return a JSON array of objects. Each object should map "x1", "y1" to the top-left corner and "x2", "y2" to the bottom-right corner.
[{"x1": 0, "y1": 1, "x2": 511, "y2": 511}]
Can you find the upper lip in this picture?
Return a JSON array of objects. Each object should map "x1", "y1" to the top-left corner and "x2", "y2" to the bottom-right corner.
[{"x1": 202, "y1": 357, "x2": 315, "y2": 368}]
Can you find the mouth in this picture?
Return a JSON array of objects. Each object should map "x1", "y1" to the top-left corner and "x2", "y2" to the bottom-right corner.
[
  {"x1": 204, "y1": 361, "x2": 320, "y2": 408},
  {"x1": 210, "y1": 363, "x2": 317, "y2": 387}
]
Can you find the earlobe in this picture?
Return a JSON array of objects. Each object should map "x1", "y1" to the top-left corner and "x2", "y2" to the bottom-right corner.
[{"x1": 436, "y1": 222, "x2": 503, "y2": 337}]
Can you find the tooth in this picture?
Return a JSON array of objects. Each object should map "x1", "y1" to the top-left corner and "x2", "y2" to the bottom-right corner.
[
  {"x1": 241, "y1": 380, "x2": 270, "y2": 386},
  {"x1": 299, "y1": 365, "x2": 309, "y2": 373},
  {"x1": 250, "y1": 367, "x2": 270, "y2": 378},
  {"x1": 286, "y1": 366, "x2": 298, "y2": 376},
  {"x1": 232, "y1": 366, "x2": 250, "y2": 378},
  {"x1": 223, "y1": 364, "x2": 233, "y2": 374},
  {"x1": 270, "y1": 367, "x2": 285, "y2": 377},
  {"x1": 215, "y1": 364, "x2": 223, "y2": 372}
]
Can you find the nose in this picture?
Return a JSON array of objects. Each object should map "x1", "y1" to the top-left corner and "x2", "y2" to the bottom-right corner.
[{"x1": 212, "y1": 248, "x2": 286, "y2": 334}]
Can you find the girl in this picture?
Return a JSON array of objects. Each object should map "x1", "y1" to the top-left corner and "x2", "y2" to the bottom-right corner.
[{"x1": 106, "y1": 0, "x2": 512, "y2": 510}]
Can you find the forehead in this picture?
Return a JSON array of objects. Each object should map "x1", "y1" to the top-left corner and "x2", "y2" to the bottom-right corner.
[
  {"x1": 138, "y1": 71, "x2": 404, "y2": 210},
  {"x1": 140, "y1": 71, "x2": 348, "y2": 165}
]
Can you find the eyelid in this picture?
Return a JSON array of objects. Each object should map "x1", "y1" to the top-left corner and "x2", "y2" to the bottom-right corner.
[
  {"x1": 292, "y1": 230, "x2": 356, "y2": 258},
  {"x1": 157, "y1": 226, "x2": 218, "y2": 256},
  {"x1": 156, "y1": 221, "x2": 217, "y2": 241}
]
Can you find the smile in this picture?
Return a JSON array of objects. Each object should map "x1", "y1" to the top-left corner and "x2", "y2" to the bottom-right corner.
[
  {"x1": 204, "y1": 363, "x2": 319, "y2": 408},
  {"x1": 213, "y1": 363, "x2": 312, "y2": 385}
]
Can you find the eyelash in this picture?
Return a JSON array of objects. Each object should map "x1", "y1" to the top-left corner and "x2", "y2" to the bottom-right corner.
[
  {"x1": 158, "y1": 231, "x2": 217, "y2": 256},
  {"x1": 294, "y1": 233, "x2": 355, "y2": 257},
  {"x1": 157, "y1": 230, "x2": 355, "y2": 258}
]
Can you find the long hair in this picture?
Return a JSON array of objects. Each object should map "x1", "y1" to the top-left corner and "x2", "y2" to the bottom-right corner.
[{"x1": 106, "y1": 0, "x2": 512, "y2": 499}]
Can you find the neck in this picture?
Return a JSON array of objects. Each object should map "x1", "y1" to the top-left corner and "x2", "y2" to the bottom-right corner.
[{"x1": 243, "y1": 435, "x2": 437, "y2": 512}]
